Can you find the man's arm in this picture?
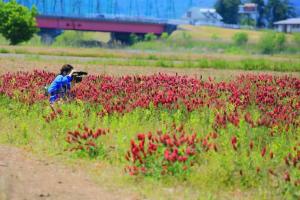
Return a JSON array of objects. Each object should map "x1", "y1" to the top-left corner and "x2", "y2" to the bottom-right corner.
[
  {"x1": 63, "y1": 70, "x2": 77, "y2": 100},
  {"x1": 61, "y1": 69, "x2": 76, "y2": 84},
  {"x1": 61, "y1": 75, "x2": 72, "y2": 84}
]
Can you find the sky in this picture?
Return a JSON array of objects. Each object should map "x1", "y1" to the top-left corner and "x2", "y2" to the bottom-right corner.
[{"x1": 4, "y1": 0, "x2": 300, "y2": 19}]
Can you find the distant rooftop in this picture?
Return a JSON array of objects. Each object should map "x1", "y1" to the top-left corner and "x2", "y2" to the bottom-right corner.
[
  {"x1": 274, "y1": 18, "x2": 300, "y2": 25},
  {"x1": 198, "y1": 8, "x2": 217, "y2": 13},
  {"x1": 182, "y1": 7, "x2": 223, "y2": 25},
  {"x1": 243, "y1": 3, "x2": 257, "y2": 7}
]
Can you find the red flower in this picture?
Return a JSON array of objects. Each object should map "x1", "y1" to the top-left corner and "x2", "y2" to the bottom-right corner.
[
  {"x1": 249, "y1": 140, "x2": 254, "y2": 150},
  {"x1": 256, "y1": 167, "x2": 260, "y2": 174},
  {"x1": 261, "y1": 146, "x2": 267, "y2": 157},
  {"x1": 268, "y1": 169, "x2": 277, "y2": 176},
  {"x1": 137, "y1": 133, "x2": 145, "y2": 141},
  {"x1": 186, "y1": 147, "x2": 195, "y2": 156},
  {"x1": 56, "y1": 108, "x2": 63, "y2": 114},
  {"x1": 283, "y1": 171, "x2": 291, "y2": 182},
  {"x1": 212, "y1": 143, "x2": 218, "y2": 152},
  {"x1": 211, "y1": 132, "x2": 218, "y2": 139},
  {"x1": 147, "y1": 132, "x2": 152, "y2": 140},
  {"x1": 164, "y1": 150, "x2": 170, "y2": 160},
  {"x1": 231, "y1": 136, "x2": 238, "y2": 151}
]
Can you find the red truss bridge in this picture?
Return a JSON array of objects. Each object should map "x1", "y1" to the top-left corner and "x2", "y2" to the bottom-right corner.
[{"x1": 36, "y1": 15, "x2": 177, "y2": 44}]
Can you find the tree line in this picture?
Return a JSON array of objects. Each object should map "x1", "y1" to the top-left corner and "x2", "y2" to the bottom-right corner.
[
  {"x1": 215, "y1": 0, "x2": 296, "y2": 27},
  {"x1": 0, "y1": 0, "x2": 37, "y2": 45}
]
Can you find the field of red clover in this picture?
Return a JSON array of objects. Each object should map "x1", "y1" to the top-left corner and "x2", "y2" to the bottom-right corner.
[{"x1": 0, "y1": 70, "x2": 299, "y2": 199}]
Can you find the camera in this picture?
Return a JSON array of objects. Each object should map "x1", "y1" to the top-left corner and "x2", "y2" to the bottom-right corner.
[{"x1": 72, "y1": 71, "x2": 88, "y2": 83}]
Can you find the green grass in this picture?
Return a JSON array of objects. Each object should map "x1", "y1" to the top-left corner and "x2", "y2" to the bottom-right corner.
[
  {"x1": 130, "y1": 27, "x2": 300, "y2": 56},
  {"x1": 1, "y1": 29, "x2": 300, "y2": 72},
  {"x1": 0, "y1": 95, "x2": 298, "y2": 199},
  {"x1": 52, "y1": 31, "x2": 110, "y2": 47},
  {"x1": 1, "y1": 27, "x2": 300, "y2": 72},
  {"x1": 8, "y1": 52, "x2": 300, "y2": 72},
  {"x1": 0, "y1": 48, "x2": 9, "y2": 53},
  {"x1": 0, "y1": 35, "x2": 9, "y2": 45},
  {"x1": 0, "y1": 31, "x2": 110, "y2": 47},
  {"x1": 1, "y1": 25, "x2": 299, "y2": 56}
]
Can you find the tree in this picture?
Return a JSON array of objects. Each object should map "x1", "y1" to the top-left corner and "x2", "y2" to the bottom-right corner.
[
  {"x1": 259, "y1": 31, "x2": 286, "y2": 54},
  {"x1": 239, "y1": 15, "x2": 256, "y2": 26},
  {"x1": 0, "y1": 0, "x2": 38, "y2": 45},
  {"x1": 215, "y1": 0, "x2": 241, "y2": 24},
  {"x1": 266, "y1": 0, "x2": 295, "y2": 27},
  {"x1": 232, "y1": 32, "x2": 248, "y2": 46},
  {"x1": 293, "y1": 33, "x2": 300, "y2": 46},
  {"x1": 251, "y1": 0, "x2": 265, "y2": 27}
]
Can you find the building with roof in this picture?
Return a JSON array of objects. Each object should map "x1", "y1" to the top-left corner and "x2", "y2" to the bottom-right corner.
[
  {"x1": 274, "y1": 18, "x2": 300, "y2": 33},
  {"x1": 182, "y1": 7, "x2": 223, "y2": 25},
  {"x1": 238, "y1": 3, "x2": 258, "y2": 26}
]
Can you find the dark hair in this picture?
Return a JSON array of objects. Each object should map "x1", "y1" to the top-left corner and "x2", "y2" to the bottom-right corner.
[{"x1": 60, "y1": 64, "x2": 74, "y2": 75}]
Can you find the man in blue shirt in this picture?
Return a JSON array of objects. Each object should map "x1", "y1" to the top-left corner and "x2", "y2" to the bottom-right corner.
[{"x1": 48, "y1": 64, "x2": 76, "y2": 104}]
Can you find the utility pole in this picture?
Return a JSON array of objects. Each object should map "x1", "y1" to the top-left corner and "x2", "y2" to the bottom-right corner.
[
  {"x1": 96, "y1": 0, "x2": 101, "y2": 13},
  {"x1": 106, "y1": 0, "x2": 113, "y2": 14},
  {"x1": 145, "y1": 0, "x2": 153, "y2": 16},
  {"x1": 146, "y1": 0, "x2": 159, "y2": 17},
  {"x1": 53, "y1": 0, "x2": 64, "y2": 14},
  {"x1": 96, "y1": 0, "x2": 102, "y2": 13},
  {"x1": 35, "y1": 0, "x2": 47, "y2": 13},
  {"x1": 53, "y1": 0, "x2": 57, "y2": 13},
  {"x1": 72, "y1": 0, "x2": 82, "y2": 15},
  {"x1": 129, "y1": 0, "x2": 140, "y2": 16},
  {"x1": 113, "y1": 0, "x2": 119, "y2": 15},
  {"x1": 21, "y1": 0, "x2": 30, "y2": 7},
  {"x1": 88, "y1": 0, "x2": 94, "y2": 13},
  {"x1": 154, "y1": 0, "x2": 160, "y2": 18},
  {"x1": 166, "y1": 0, "x2": 175, "y2": 18},
  {"x1": 35, "y1": 0, "x2": 39, "y2": 7},
  {"x1": 60, "y1": 0, "x2": 64, "y2": 14}
]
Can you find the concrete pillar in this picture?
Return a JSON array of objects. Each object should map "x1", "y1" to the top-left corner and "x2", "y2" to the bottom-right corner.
[
  {"x1": 40, "y1": 33, "x2": 55, "y2": 45},
  {"x1": 110, "y1": 32, "x2": 145, "y2": 45},
  {"x1": 38, "y1": 28, "x2": 63, "y2": 45}
]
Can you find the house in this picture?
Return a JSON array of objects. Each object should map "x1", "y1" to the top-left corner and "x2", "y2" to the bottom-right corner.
[
  {"x1": 182, "y1": 7, "x2": 223, "y2": 25},
  {"x1": 238, "y1": 3, "x2": 259, "y2": 26},
  {"x1": 274, "y1": 18, "x2": 300, "y2": 33}
]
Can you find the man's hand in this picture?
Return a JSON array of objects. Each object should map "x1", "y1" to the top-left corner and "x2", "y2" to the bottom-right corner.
[{"x1": 69, "y1": 69, "x2": 78, "y2": 76}]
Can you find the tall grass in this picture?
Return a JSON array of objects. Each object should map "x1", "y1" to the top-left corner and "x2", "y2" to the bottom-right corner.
[
  {"x1": 1, "y1": 76, "x2": 299, "y2": 200},
  {"x1": 0, "y1": 96, "x2": 292, "y2": 199}
]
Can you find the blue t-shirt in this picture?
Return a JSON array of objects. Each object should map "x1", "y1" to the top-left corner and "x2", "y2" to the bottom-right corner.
[{"x1": 48, "y1": 75, "x2": 72, "y2": 94}]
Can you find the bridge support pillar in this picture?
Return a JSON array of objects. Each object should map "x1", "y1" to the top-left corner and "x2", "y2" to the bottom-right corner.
[
  {"x1": 38, "y1": 28, "x2": 63, "y2": 45},
  {"x1": 40, "y1": 34, "x2": 55, "y2": 45},
  {"x1": 110, "y1": 32, "x2": 131, "y2": 44},
  {"x1": 110, "y1": 32, "x2": 145, "y2": 45},
  {"x1": 164, "y1": 24, "x2": 177, "y2": 35}
]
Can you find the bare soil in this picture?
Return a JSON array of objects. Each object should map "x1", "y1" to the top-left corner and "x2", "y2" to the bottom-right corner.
[{"x1": 0, "y1": 145, "x2": 138, "y2": 200}]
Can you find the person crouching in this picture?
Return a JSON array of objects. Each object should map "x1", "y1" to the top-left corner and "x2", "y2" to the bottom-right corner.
[{"x1": 48, "y1": 64, "x2": 76, "y2": 104}]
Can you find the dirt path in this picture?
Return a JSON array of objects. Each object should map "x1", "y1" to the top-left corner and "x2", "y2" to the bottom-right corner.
[{"x1": 0, "y1": 145, "x2": 138, "y2": 200}]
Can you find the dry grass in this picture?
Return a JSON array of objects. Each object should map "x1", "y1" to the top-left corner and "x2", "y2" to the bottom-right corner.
[
  {"x1": 1, "y1": 44, "x2": 300, "y2": 63},
  {"x1": 0, "y1": 56, "x2": 298, "y2": 81},
  {"x1": 174, "y1": 25, "x2": 292, "y2": 43},
  {"x1": 81, "y1": 31, "x2": 111, "y2": 43}
]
